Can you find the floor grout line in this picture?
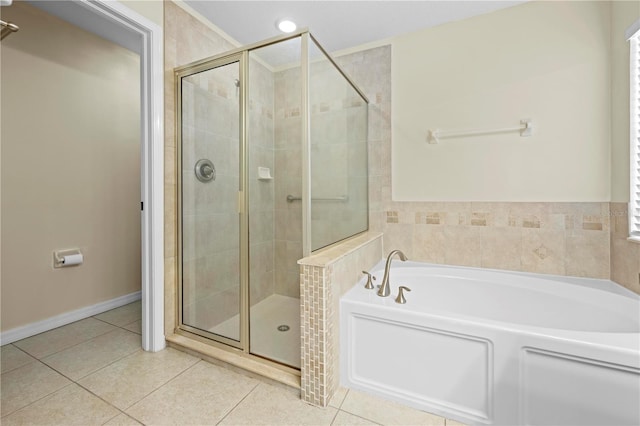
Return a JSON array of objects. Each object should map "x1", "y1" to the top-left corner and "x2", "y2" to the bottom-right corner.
[
  {"x1": 120, "y1": 358, "x2": 204, "y2": 417},
  {"x1": 117, "y1": 352, "x2": 201, "y2": 414},
  {"x1": 76, "y1": 349, "x2": 202, "y2": 425},
  {"x1": 215, "y1": 381, "x2": 261, "y2": 425},
  {"x1": 0, "y1": 344, "x2": 39, "y2": 376},
  {"x1": 14, "y1": 320, "x2": 122, "y2": 361},
  {"x1": 337, "y1": 388, "x2": 349, "y2": 410},
  {"x1": 329, "y1": 407, "x2": 341, "y2": 425},
  {"x1": 42, "y1": 347, "x2": 150, "y2": 426},
  {"x1": 52, "y1": 346, "x2": 143, "y2": 383},
  {"x1": 0, "y1": 375, "x2": 75, "y2": 420},
  {"x1": 336, "y1": 408, "x2": 384, "y2": 425},
  {"x1": 33, "y1": 354, "x2": 133, "y2": 419},
  {"x1": 74, "y1": 379, "x2": 136, "y2": 425}
]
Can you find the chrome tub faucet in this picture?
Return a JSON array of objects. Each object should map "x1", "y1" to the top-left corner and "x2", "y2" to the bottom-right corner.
[{"x1": 377, "y1": 249, "x2": 408, "y2": 297}]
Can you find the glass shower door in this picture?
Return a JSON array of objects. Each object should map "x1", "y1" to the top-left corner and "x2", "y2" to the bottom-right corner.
[{"x1": 180, "y1": 58, "x2": 242, "y2": 346}]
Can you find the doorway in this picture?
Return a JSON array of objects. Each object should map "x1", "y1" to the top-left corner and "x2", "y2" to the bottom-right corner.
[{"x1": 0, "y1": 0, "x2": 163, "y2": 351}]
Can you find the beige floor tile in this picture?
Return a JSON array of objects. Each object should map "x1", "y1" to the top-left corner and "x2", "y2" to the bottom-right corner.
[
  {"x1": 341, "y1": 389, "x2": 446, "y2": 426},
  {"x1": 13, "y1": 318, "x2": 117, "y2": 359},
  {"x1": 104, "y1": 413, "x2": 143, "y2": 425},
  {"x1": 94, "y1": 301, "x2": 141, "y2": 327},
  {"x1": 126, "y1": 361, "x2": 258, "y2": 425},
  {"x1": 220, "y1": 382, "x2": 337, "y2": 425},
  {"x1": 2, "y1": 384, "x2": 119, "y2": 425},
  {"x1": 445, "y1": 419, "x2": 468, "y2": 426},
  {"x1": 78, "y1": 347, "x2": 199, "y2": 410},
  {"x1": 42, "y1": 329, "x2": 141, "y2": 380},
  {"x1": 123, "y1": 319, "x2": 142, "y2": 335},
  {"x1": 1, "y1": 344, "x2": 36, "y2": 374},
  {"x1": 329, "y1": 386, "x2": 349, "y2": 408},
  {"x1": 0, "y1": 361, "x2": 71, "y2": 416},
  {"x1": 332, "y1": 410, "x2": 380, "y2": 425}
]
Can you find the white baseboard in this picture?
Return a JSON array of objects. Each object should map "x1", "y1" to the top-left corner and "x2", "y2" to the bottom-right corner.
[{"x1": 0, "y1": 291, "x2": 142, "y2": 345}]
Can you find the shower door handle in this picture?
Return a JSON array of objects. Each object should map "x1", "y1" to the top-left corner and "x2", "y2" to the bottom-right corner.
[{"x1": 237, "y1": 191, "x2": 245, "y2": 214}]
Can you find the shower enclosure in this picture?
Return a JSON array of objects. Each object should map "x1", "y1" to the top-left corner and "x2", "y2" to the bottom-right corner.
[{"x1": 176, "y1": 31, "x2": 368, "y2": 370}]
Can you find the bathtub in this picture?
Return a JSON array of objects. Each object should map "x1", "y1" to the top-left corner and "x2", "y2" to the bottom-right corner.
[{"x1": 340, "y1": 260, "x2": 640, "y2": 425}]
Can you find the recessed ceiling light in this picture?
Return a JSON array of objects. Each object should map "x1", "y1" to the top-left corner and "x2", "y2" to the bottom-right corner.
[{"x1": 277, "y1": 19, "x2": 297, "y2": 33}]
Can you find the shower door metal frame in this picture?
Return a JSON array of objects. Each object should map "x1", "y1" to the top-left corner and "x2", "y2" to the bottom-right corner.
[{"x1": 175, "y1": 52, "x2": 248, "y2": 351}]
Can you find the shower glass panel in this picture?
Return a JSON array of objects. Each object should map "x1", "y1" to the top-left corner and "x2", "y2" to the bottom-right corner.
[
  {"x1": 248, "y1": 38, "x2": 302, "y2": 368},
  {"x1": 309, "y1": 39, "x2": 369, "y2": 251},
  {"x1": 180, "y1": 59, "x2": 242, "y2": 345}
]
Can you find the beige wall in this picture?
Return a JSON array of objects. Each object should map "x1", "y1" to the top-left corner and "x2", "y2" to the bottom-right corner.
[
  {"x1": 1, "y1": 2, "x2": 141, "y2": 331},
  {"x1": 121, "y1": 0, "x2": 163, "y2": 27},
  {"x1": 392, "y1": 1, "x2": 611, "y2": 202}
]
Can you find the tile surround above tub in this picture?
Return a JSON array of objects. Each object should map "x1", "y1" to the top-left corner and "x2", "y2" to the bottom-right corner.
[
  {"x1": 379, "y1": 202, "x2": 611, "y2": 279},
  {"x1": 610, "y1": 203, "x2": 640, "y2": 294}
]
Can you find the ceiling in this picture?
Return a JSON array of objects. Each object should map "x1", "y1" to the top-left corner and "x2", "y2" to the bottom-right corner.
[{"x1": 183, "y1": 1, "x2": 525, "y2": 55}]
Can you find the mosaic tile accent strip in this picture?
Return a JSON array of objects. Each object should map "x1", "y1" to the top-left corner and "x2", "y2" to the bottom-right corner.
[
  {"x1": 522, "y1": 215, "x2": 541, "y2": 228},
  {"x1": 415, "y1": 212, "x2": 444, "y2": 225},
  {"x1": 582, "y1": 215, "x2": 603, "y2": 231},
  {"x1": 300, "y1": 265, "x2": 333, "y2": 407},
  {"x1": 471, "y1": 212, "x2": 491, "y2": 227},
  {"x1": 299, "y1": 232, "x2": 383, "y2": 407}
]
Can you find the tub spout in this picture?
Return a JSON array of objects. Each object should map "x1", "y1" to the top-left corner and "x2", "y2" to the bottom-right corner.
[{"x1": 377, "y1": 250, "x2": 408, "y2": 297}]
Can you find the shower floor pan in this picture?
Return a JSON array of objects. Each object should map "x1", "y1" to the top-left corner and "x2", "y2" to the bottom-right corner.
[{"x1": 209, "y1": 294, "x2": 301, "y2": 369}]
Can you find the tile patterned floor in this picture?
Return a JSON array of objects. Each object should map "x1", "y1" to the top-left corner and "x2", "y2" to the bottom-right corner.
[{"x1": 1, "y1": 301, "x2": 465, "y2": 425}]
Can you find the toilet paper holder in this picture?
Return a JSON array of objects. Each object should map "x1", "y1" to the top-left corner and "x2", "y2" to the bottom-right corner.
[{"x1": 53, "y1": 249, "x2": 84, "y2": 268}]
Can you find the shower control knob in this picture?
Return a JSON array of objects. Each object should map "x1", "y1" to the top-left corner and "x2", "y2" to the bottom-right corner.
[{"x1": 195, "y1": 159, "x2": 216, "y2": 183}]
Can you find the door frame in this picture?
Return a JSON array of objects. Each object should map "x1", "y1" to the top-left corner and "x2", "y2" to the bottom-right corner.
[{"x1": 69, "y1": 0, "x2": 165, "y2": 351}]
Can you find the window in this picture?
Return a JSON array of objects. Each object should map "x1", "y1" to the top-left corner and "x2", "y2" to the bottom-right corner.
[{"x1": 629, "y1": 21, "x2": 640, "y2": 241}]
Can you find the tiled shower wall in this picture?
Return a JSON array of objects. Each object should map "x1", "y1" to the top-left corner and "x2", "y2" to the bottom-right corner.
[
  {"x1": 273, "y1": 66, "x2": 303, "y2": 298},
  {"x1": 248, "y1": 58, "x2": 277, "y2": 306}
]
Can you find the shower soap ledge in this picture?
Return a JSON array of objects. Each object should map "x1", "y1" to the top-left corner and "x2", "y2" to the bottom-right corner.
[{"x1": 258, "y1": 167, "x2": 273, "y2": 180}]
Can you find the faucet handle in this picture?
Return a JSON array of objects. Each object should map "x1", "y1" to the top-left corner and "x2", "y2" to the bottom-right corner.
[
  {"x1": 362, "y1": 271, "x2": 376, "y2": 289},
  {"x1": 395, "y1": 286, "x2": 411, "y2": 304}
]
